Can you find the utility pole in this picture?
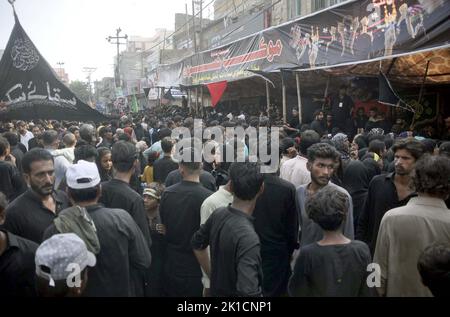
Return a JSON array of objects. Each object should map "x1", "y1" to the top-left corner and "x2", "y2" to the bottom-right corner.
[
  {"x1": 82, "y1": 67, "x2": 97, "y2": 106},
  {"x1": 192, "y1": 0, "x2": 197, "y2": 53},
  {"x1": 192, "y1": 0, "x2": 203, "y2": 51},
  {"x1": 160, "y1": 29, "x2": 167, "y2": 65},
  {"x1": 199, "y1": 0, "x2": 203, "y2": 52},
  {"x1": 106, "y1": 28, "x2": 128, "y2": 87},
  {"x1": 56, "y1": 61, "x2": 65, "y2": 82},
  {"x1": 185, "y1": 3, "x2": 190, "y2": 49}
]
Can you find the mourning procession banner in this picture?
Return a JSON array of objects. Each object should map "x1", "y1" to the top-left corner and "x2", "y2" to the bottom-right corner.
[
  {"x1": 157, "y1": 0, "x2": 450, "y2": 87},
  {"x1": 0, "y1": 12, "x2": 107, "y2": 122}
]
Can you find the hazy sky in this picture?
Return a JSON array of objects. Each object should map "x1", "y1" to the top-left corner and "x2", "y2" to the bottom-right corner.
[{"x1": 0, "y1": 0, "x2": 213, "y2": 82}]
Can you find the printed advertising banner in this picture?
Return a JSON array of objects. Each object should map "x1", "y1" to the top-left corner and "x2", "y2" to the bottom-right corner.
[{"x1": 156, "y1": 0, "x2": 449, "y2": 87}]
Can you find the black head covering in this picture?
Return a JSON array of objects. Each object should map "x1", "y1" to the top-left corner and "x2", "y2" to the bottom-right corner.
[{"x1": 343, "y1": 160, "x2": 371, "y2": 195}]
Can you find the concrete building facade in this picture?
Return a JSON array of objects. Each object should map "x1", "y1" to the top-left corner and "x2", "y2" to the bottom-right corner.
[
  {"x1": 272, "y1": 0, "x2": 347, "y2": 25},
  {"x1": 53, "y1": 67, "x2": 69, "y2": 84}
]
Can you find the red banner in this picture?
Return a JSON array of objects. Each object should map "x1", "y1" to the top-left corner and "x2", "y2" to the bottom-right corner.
[{"x1": 206, "y1": 81, "x2": 228, "y2": 108}]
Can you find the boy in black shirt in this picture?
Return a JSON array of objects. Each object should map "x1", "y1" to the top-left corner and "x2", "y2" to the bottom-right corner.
[{"x1": 288, "y1": 186, "x2": 375, "y2": 297}]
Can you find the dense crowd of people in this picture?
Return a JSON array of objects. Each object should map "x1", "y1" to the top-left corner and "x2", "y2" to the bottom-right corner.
[{"x1": 0, "y1": 97, "x2": 449, "y2": 297}]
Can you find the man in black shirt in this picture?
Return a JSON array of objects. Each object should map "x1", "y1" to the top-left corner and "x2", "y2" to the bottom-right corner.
[
  {"x1": 97, "y1": 126, "x2": 113, "y2": 149},
  {"x1": 0, "y1": 137, "x2": 27, "y2": 201},
  {"x1": 28, "y1": 125, "x2": 44, "y2": 150},
  {"x1": 192, "y1": 162, "x2": 264, "y2": 297},
  {"x1": 100, "y1": 141, "x2": 152, "y2": 249},
  {"x1": 357, "y1": 139, "x2": 424, "y2": 254},
  {"x1": 3, "y1": 132, "x2": 25, "y2": 173},
  {"x1": 165, "y1": 169, "x2": 217, "y2": 192},
  {"x1": 3, "y1": 149, "x2": 70, "y2": 244},
  {"x1": 284, "y1": 108, "x2": 301, "y2": 136},
  {"x1": 253, "y1": 172, "x2": 299, "y2": 297},
  {"x1": 134, "y1": 121, "x2": 150, "y2": 142},
  {"x1": 310, "y1": 110, "x2": 326, "y2": 137},
  {"x1": 160, "y1": 147, "x2": 212, "y2": 297},
  {"x1": 77, "y1": 124, "x2": 97, "y2": 147},
  {"x1": 354, "y1": 107, "x2": 368, "y2": 134},
  {"x1": 329, "y1": 85, "x2": 354, "y2": 134},
  {"x1": 153, "y1": 137, "x2": 178, "y2": 184},
  {"x1": 0, "y1": 192, "x2": 38, "y2": 297},
  {"x1": 44, "y1": 160, "x2": 151, "y2": 297}
]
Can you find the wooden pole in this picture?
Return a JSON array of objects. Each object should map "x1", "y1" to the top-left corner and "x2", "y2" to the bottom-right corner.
[
  {"x1": 418, "y1": 60, "x2": 431, "y2": 105},
  {"x1": 282, "y1": 74, "x2": 287, "y2": 124},
  {"x1": 195, "y1": 86, "x2": 199, "y2": 117},
  {"x1": 158, "y1": 87, "x2": 161, "y2": 107},
  {"x1": 188, "y1": 89, "x2": 192, "y2": 114},
  {"x1": 200, "y1": 85, "x2": 204, "y2": 118},
  {"x1": 412, "y1": 60, "x2": 431, "y2": 130},
  {"x1": 322, "y1": 75, "x2": 330, "y2": 110},
  {"x1": 266, "y1": 81, "x2": 270, "y2": 117},
  {"x1": 296, "y1": 72, "x2": 302, "y2": 125}
]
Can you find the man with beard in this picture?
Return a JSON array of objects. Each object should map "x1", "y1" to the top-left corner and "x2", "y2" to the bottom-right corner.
[
  {"x1": 357, "y1": 139, "x2": 424, "y2": 255},
  {"x1": 374, "y1": 155, "x2": 450, "y2": 297},
  {"x1": 296, "y1": 143, "x2": 354, "y2": 248},
  {"x1": 283, "y1": 109, "x2": 301, "y2": 137},
  {"x1": 16, "y1": 121, "x2": 34, "y2": 152},
  {"x1": 28, "y1": 124, "x2": 44, "y2": 150},
  {"x1": 310, "y1": 110, "x2": 326, "y2": 137},
  {"x1": 3, "y1": 149, "x2": 70, "y2": 243},
  {"x1": 329, "y1": 85, "x2": 354, "y2": 135}
]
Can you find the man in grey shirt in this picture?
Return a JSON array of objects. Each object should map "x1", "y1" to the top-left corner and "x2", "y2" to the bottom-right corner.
[{"x1": 297, "y1": 143, "x2": 354, "y2": 247}]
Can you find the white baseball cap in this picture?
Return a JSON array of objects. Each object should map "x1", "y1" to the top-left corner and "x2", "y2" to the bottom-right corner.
[
  {"x1": 66, "y1": 160, "x2": 101, "y2": 190},
  {"x1": 35, "y1": 233, "x2": 96, "y2": 287}
]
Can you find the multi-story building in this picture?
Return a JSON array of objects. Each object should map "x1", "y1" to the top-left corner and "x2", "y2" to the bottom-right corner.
[
  {"x1": 214, "y1": 0, "x2": 265, "y2": 20},
  {"x1": 272, "y1": 0, "x2": 347, "y2": 25},
  {"x1": 117, "y1": 29, "x2": 173, "y2": 94},
  {"x1": 203, "y1": 6, "x2": 268, "y2": 49},
  {"x1": 179, "y1": 0, "x2": 347, "y2": 52},
  {"x1": 172, "y1": 12, "x2": 214, "y2": 52},
  {"x1": 53, "y1": 67, "x2": 69, "y2": 84},
  {"x1": 173, "y1": 0, "x2": 269, "y2": 51},
  {"x1": 94, "y1": 77, "x2": 116, "y2": 114}
]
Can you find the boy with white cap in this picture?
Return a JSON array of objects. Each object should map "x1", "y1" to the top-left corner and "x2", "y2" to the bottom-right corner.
[{"x1": 35, "y1": 233, "x2": 96, "y2": 297}]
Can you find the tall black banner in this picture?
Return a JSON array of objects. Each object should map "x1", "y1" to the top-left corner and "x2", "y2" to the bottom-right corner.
[
  {"x1": 157, "y1": 0, "x2": 450, "y2": 87},
  {"x1": 0, "y1": 13, "x2": 107, "y2": 122}
]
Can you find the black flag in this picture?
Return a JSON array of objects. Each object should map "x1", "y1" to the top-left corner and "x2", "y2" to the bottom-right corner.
[
  {"x1": 0, "y1": 12, "x2": 107, "y2": 122},
  {"x1": 378, "y1": 72, "x2": 400, "y2": 106},
  {"x1": 163, "y1": 89, "x2": 175, "y2": 101},
  {"x1": 378, "y1": 72, "x2": 415, "y2": 113},
  {"x1": 143, "y1": 88, "x2": 150, "y2": 98}
]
